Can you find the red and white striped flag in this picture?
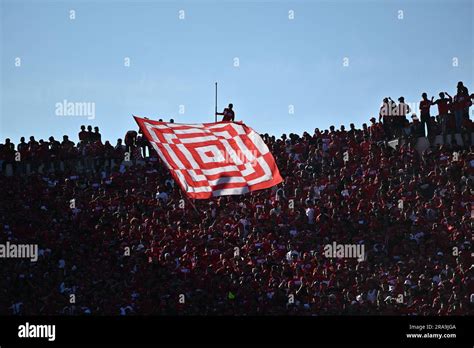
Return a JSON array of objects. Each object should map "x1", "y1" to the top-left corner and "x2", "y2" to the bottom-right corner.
[{"x1": 134, "y1": 116, "x2": 283, "y2": 199}]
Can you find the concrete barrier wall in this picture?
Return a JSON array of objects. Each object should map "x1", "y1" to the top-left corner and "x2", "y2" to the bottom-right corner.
[{"x1": 388, "y1": 133, "x2": 472, "y2": 154}]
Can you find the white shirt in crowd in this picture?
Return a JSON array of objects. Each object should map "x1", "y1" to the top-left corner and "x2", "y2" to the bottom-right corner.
[{"x1": 306, "y1": 207, "x2": 315, "y2": 224}]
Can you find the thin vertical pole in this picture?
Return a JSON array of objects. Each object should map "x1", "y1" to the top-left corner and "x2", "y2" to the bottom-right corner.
[{"x1": 215, "y1": 82, "x2": 218, "y2": 123}]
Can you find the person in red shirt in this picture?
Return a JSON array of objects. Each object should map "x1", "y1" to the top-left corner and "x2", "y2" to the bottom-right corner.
[
  {"x1": 433, "y1": 92, "x2": 452, "y2": 142},
  {"x1": 368, "y1": 117, "x2": 384, "y2": 141},
  {"x1": 360, "y1": 136, "x2": 370, "y2": 157},
  {"x1": 216, "y1": 103, "x2": 235, "y2": 122},
  {"x1": 419, "y1": 93, "x2": 434, "y2": 137},
  {"x1": 453, "y1": 85, "x2": 471, "y2": 133}
]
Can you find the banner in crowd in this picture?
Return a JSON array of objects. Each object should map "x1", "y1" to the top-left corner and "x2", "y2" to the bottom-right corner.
[{"x1": 134, "y1": 116, "x2": 283, "y2": 199}]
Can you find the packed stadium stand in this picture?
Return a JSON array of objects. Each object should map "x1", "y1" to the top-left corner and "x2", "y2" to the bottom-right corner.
[{"x1": 0, "y1": 85, "x2": 473, "y2": 315}]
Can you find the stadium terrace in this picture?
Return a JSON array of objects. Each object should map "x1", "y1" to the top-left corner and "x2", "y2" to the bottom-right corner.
[{"x1": 0, "y1": 82, "x2": 472, "y2": 316}]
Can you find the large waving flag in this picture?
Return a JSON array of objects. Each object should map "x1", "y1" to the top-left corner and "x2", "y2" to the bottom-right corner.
[{"x1": 134, "y1": 116, "x2": 283, "y2": 199}]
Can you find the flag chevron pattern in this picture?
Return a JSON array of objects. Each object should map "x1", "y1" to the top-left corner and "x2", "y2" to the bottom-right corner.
[{"x1": 134, "y1": 116, "x2": 283, "y2": 199}]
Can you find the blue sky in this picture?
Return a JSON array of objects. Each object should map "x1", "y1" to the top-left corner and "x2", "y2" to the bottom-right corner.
[{"x1": 1, "y1": 0, "x2": 473, "y2": 144}]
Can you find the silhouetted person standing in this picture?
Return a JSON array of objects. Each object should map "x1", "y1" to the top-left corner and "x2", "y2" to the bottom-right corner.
[
  {"x1": 419, "y1": 93, "x2": 434, "y2": 137},
  {"x1": 216, "y1": 103, "x2": 235, "y2": 122},
  {"x1": 394, "y1": 96, "x2": 410, "y2": 138},
  {"x1": 86, "y1": 125, "x2": 94, "y2": 143},
  {"x1": 78, "y1": 125, "x2": 88, "y2": 143},
  {"x1": 453, "y1": 85, "x2": 470, "y2": 133},
  {"x1": 433, "y1": 92, "x2": 452, "y2": 141},
  {"x1": 93, "y1": 127, "x2": 102, "y2": 143},
  {"x1": 379, "y1": 97, "x2": 396, "y2": 139}
]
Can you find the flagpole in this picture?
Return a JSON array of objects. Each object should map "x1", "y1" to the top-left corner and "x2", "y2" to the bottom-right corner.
[
  {"x1": 183, "y1": 194, "x2": 199, "y2": 214},
  {"x1": 214, "y1": 82, "x2": 218, "y2": 123}
]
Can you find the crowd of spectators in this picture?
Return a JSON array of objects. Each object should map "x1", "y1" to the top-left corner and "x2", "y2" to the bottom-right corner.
[
  {"x1": 0, "y1": 83, "x2": 472, "y2": 315},
  {"x1": 379, "y1": 81, "x2": 473, "y2": 145}
]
